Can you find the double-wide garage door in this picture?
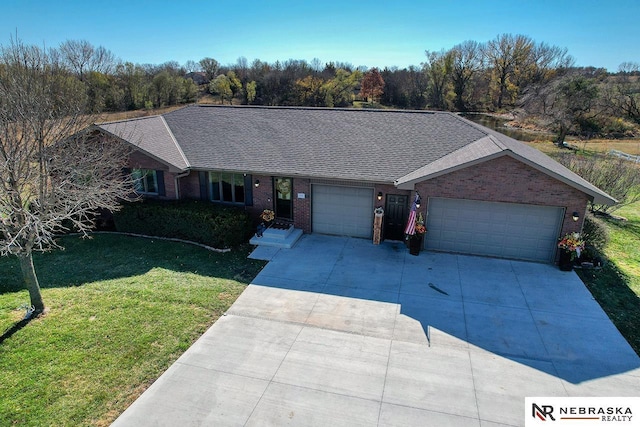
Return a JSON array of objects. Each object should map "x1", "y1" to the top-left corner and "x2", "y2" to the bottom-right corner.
[
  {"x1": 426, "y1": 198, "x2": 564, "y2": 262},
  {"x1": 312, "y1": 185, "x2": 373, "y2": 238}
]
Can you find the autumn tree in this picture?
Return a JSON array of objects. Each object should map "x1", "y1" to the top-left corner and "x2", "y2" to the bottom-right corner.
[
  {"x1": 0, "y1": 38, "x2": 134, "y2": 316},
  {"x1": 360, "y1": 67, "x2": 385, "y2": 102},
  {"x1": 295, "y1": 75, "x2": 325, "y2": 106},
  {"x1": 323, "y1": 68, "x2": 362, "y2": 107},
  {"x1": 449, "y1": 41, "x2": 483, "y2": 111},
  {"x1": 483, "y1": 34, "x2": 534, "y2": 109}
]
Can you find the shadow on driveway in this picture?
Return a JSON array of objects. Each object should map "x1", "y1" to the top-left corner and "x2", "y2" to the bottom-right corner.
[{"x1": 245, "y1": 234, "x2": 640, "y2": 385}]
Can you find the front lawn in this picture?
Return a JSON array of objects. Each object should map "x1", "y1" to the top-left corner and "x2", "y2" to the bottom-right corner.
[
  {"x1": 576, "y1": 200, "x2": 640, "y2": 356},
  {"x1": 0, "y1": 234, "x2": 265, "y2": 426}
]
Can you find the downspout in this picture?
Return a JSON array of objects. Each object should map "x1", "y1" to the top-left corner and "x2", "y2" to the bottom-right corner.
[{"x1": 174, "y1": 170, "x2": 191, "y2": 200}]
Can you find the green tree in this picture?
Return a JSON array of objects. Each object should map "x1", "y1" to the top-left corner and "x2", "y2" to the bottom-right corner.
[
  {"x1": 423, "y1": 50, "x2": 453, "y2": 110},
  {"x1": 199, "y1": 57, "x2": 219, "y2": 82},
  {"x1": 245, "y1": 81, "x2": 257, "y2": 104},
  {"x1": 115, "y1": 62, "x2": 148, "y2": 110},
  {"x1": 526, "y1": 74, "x2": 600, "y2": 145},
  {"x1": 210, "y1": 75, "x2": 232, "y2": 104},
  {"x1": 323, "y1": 68, "x2": 362, "y2": 107},
  {"x1": 226, "y1": 71, "x2": 243, "y2": 100}
]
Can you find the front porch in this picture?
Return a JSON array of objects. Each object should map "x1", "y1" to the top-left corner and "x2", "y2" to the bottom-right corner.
[{"x1": 249, "y1": 221, "x2": 304, "y2": 249}]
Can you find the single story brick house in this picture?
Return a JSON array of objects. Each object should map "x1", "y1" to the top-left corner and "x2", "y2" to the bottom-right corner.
[{"x1": 95, "y1": 104, "x2": 614, "y2": 263}]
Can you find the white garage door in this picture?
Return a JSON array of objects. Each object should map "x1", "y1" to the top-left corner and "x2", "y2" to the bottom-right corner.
[
  {"x1": 426, "y1": 198, "x2": 564, "y2": 262},
  {"x1": 312, "y1": 185, "x2": 374, "y2": 238}
]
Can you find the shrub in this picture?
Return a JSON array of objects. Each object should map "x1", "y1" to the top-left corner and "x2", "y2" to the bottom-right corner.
[
  {"x1": 113, "y1": 200, "x2": 252, "y2": 248},
  {"x1": 553, "y1": 151, "x2": 640, "y2": 213},
  {"x1": 582, "y1": 212, "x2": 609, "y2": 251}
]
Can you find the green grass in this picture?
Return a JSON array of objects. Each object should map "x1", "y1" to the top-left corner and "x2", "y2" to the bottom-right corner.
[
  {"x1": 0, "y1": 234, "x2": 265, "y2": 426},
  {"x1": 576, "y1": 200, "x2": 640, "y2": 356}
]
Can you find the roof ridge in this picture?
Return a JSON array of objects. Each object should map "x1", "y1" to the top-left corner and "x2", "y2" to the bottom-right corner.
[
  {"x1": 193, "y1": 103, "x2": 440, "y2": 115},
  {"x1": 159, "y1": 116, "x2": 190, "y2": 168}
]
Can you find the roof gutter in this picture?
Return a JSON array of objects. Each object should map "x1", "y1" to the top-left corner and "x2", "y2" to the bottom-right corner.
[{"x1": 174, "y1": 170, "x2": 191, "y2": 200}]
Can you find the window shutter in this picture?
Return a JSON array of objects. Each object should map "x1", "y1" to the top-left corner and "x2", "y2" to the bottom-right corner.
[
  {"x1": 199, "y1": 171, "x2": 208, "y2": 200},
  {"x1": 244, "y1": 174, "x2": 254, "y2": 206},
  {"x1": 156, "y1": 170, "x2": 165, "y2": 196}
]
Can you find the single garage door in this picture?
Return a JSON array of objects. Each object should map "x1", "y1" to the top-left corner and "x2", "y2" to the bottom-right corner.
[
  {"x1": 426, "y1": 198, "x2": 564, "y2": 262},
  {"x1": 312, "y1": 185, "x2": 374, "y2": 238}
]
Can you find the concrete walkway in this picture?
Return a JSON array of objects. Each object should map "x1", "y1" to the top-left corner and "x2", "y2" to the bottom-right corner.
[{"x1": 112, "y1": 235, "x2": 640, "y2": 426}]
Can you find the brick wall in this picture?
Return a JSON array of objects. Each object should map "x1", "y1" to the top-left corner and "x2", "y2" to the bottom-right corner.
[
  {"x1": 246, "y1": 174, "x2": 274, "y2": 223},
  {"x1": 413, "y1": 156, "x2": 589, "y2": 236},
  {"x1": 178, "y1": 171, "x2": 201, "y2": 199},
  {"x1": 293, "y1": 179, "x2": 311, "y2": 232},
  {"x1": 373, "y1": 183, "x2": 410, "y2": 210}
]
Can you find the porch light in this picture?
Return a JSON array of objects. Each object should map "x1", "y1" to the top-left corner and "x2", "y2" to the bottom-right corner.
[
  {"x1": 572, "y1": 211, "x2": 579, "y2": 222},
  {"x1": 415, "y1": 195, "x2": 422, "y2": 209},
  {"x1": 377, "y1": 192, "x2": 383, "y2": 201},
  {"x1": 254, "y1": 179, "x2": 260, "y2": 188}
]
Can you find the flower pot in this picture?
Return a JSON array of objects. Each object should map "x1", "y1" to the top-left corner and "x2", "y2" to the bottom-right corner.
[
  {"x1": 408, "y1": 235, "x2": 423, "y2": 256},
  {"x1": 559, "y1": 249, "x2": 573, "y2": 271}
]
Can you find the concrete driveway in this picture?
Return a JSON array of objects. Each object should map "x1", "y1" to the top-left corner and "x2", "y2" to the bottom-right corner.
[{"x1": 112, "y1": 235, "x2": 640, "y2": 426}]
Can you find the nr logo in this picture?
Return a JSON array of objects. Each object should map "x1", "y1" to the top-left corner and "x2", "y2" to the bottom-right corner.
[{"x1": 532, "y1": 403, "x2": 556, "y2": 421}]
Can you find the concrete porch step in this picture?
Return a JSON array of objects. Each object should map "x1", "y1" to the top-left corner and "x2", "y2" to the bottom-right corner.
[{"x1": 249, "y1": 227, "x2": 303, "y2": 249}]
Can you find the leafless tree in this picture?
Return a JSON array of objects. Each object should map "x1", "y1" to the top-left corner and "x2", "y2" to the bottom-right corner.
[
  {"x1": 603, "y1": 62, "x2": 640, "y2": 124},
  {"x1": 59, "y1": 39, "x2": 116, "y2": 80},
  {"x1": 0, "y1": 38, "x2": 134, "y2": 317}
]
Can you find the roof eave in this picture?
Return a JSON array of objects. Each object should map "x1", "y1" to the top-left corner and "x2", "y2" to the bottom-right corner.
[
  {"x1": 505, "y1": 151, "x2": 617, "y2": 206},
  {"x1": 396, "y1": 150, "x2": 617, "y2": 206}
]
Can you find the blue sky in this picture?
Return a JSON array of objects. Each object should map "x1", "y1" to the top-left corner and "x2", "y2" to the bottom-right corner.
[{"x1": 1, "y1": 0, "x2": 638, "y2": 71}]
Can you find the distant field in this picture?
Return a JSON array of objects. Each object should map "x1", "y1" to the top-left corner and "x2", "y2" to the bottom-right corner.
[{"x1": 526, "y1": 138, "x2": 640, "y2": 156}]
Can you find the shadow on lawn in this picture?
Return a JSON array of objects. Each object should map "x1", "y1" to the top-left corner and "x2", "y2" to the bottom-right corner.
[
  {"x1": 577, "y1": 256, "x2": 640, "y2": 357},
  {"x1": 0, "y1": 318, "x2": 32, "y2": 345},
  {"x1": 0, "y1": 233, "x2": 264, "y2": 294}
]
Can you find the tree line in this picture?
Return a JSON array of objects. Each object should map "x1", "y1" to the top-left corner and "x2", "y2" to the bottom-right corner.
[{"x1": 3, "y1": 35, "x2": 639, "y2": 141}]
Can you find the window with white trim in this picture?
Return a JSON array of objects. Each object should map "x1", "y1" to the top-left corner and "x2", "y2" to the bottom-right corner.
[{"x1": 132, "y1": 168, "x2": 159, "y2": 194}]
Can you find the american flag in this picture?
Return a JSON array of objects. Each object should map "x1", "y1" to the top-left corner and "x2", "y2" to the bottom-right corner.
[{"x1": 404, "y1": 193, "x2": 419, "y2": 236}]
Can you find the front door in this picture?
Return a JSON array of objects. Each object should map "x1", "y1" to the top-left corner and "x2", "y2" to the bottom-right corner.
[
  {"x1": 384, "y1": 194, "x2": 408, "y2": 240},
  {"x1": 274, "y1": 177, "x2": 293, "y2": 220}
]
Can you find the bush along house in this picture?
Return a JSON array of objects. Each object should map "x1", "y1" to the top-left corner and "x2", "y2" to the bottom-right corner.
[{"x1": 95, "y1": 104, "x2": 615, "y2": 263}]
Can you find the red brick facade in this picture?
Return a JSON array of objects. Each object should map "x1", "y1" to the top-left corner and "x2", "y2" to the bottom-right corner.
[
  {"x1": 412, "y1": 156, "x2": 588, "y2": 237},
  {"x1": 130, "y1": 150, "x2": 590, "y2": 254}
]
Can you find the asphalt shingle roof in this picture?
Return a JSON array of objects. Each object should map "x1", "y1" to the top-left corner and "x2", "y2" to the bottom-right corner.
[
  {"x1": 161, "y1": 105, "x2": 487, "y2": 182},
  {"x1": 96, "y1": 104, "x2": 615, "y2": 205},
  {"x1": 98, "y1": 115, "x2": 189, "y2": 171}
]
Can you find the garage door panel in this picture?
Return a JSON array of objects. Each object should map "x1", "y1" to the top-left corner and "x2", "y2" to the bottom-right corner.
[
  {"x1": 312, "y1": 185, "x2": 373, "y2": 238},
  {"x1": 426, "y1": 198, "x2": 563, "y2": 262}
]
